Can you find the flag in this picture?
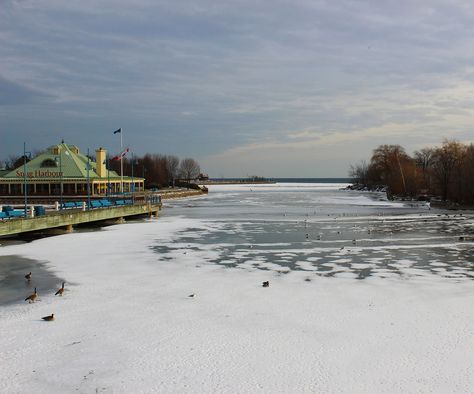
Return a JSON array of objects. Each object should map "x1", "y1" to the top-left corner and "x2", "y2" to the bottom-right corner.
[
  {"x1": 113, "y1": 128, "x2": 122, "y2": 134},
  {"x1": 112, "y1": 147, "x2": 129, "y2": 161}
]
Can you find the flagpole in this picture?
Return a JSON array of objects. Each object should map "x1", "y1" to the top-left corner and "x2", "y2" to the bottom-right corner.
[{"x1": 120, "y1": 129, "x2": 123, "y2": 193}]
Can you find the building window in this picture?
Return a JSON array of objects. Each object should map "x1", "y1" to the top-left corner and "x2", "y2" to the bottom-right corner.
[{"x1": 41, "y1": 159, "x2": 58, "y2": 168}]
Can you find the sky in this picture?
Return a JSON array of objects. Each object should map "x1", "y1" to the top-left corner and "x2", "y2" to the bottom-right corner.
[{"x1": 1, "y1": 0, "x2": 474, "y2": 177}]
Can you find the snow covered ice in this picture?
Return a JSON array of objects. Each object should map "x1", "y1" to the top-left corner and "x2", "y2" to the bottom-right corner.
[{"x1": 1, "y1": 183, "x2": 474, "y2": 393}]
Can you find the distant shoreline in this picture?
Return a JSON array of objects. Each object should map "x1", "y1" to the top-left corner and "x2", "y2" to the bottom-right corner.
[
  {"x1": 201, "y1": 178, "x2": 351, "y2": 185},
  {"x1": 199, "y1": 180, "x2": 275, "y2": 185}
]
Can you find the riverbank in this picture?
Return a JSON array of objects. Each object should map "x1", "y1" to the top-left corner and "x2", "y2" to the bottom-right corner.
[{"x1": 342, "y1": 183, "x2": 474, "y2": 210}]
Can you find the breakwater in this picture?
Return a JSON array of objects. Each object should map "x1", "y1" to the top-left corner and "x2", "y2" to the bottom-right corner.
[{"x1": 159, "y1": 189, "x2": 207, "y2": 199}]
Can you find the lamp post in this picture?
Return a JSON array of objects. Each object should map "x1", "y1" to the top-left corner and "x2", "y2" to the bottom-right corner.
[
  {"x1": 131, "y1": 153, "x2": 134, "y2": 198},
  {"x1": 106, "y1": 155, "x2": 110, "y2": 197},
  {"x1": 55, "y1": 153, "x2": 63, "y2": 210},
  {"x1": 23, "y1": 142, "x2": 31, "y2": 218},
  {"x1": 86, "y1": 148, "x2": 91, "y2": 209}
]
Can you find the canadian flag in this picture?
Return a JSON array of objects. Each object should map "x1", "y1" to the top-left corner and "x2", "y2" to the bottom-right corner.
[{"x1": 112, "y1": 147, "x2": 129, "y2": 161}]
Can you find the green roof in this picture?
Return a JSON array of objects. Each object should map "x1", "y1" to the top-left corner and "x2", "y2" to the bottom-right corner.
[{"x1": 1, "y1": 143, "x2": 143, "y2": 182}]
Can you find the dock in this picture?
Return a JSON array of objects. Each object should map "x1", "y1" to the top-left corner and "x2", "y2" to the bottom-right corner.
[{"x1": 0, "y1": 202, "x2": 161, "y2": 237}]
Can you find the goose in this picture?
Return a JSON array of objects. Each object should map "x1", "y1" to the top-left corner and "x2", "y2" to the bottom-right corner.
[
  {"x1": 25, "y1": 288, "x2": 38, "y2": 303},
  {"x1": 55, "y1": 282, "x2": 65, "y2": 296},
  {"x1": 42, "y1": 313, "x2": 54, "y2": 321},
  {"x1": 25, "y1": 272, "x2": 32, "y2": 281},
  {"x1": 188, "y1": 293, "x2": 195, "y2": 298},
  {"x1": 262, "y1": 281, "x2": 270, "y2": 287}
]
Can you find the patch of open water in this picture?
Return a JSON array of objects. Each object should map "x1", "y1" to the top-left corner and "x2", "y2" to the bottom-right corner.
[{"x1": 0, "y1": 255, "x2": 66, "y2": 306}]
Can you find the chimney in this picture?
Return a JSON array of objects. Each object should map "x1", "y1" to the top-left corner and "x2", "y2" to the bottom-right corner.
[{"x1": 95, "y1": 148, "x2": 107, "y2": 178}]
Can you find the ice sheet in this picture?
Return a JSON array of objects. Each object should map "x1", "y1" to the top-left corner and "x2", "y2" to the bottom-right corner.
[{"x1": 1, "y1": 184, "x2": 474, "y2": 393}]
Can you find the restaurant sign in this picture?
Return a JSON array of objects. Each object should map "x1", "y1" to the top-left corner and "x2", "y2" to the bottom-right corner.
[{"x1": 16, "y1": 170, "x2": 63, "y2": 178}]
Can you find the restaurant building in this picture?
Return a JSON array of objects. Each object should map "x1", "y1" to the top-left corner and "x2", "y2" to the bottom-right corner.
[{"x1": 0, "y1": 142, "x2": 144, "y2": 199}]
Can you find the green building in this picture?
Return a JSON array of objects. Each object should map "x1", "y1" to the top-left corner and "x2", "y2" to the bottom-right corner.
[{"x1": 0, "y1": 142, "x2": 144, "y2": 198}]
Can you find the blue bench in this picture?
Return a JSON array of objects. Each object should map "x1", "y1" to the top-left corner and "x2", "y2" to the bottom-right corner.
[
  {"x1": 90, "y1": 201, "x2": 102, "y2": 209},
  {"x1": 114, "y1": 200, "x2": 125, "y2": 206},
  {"x1": 8, "y1": 210, "x2": 26, "y2": 218},
  {"x1": 99, "y1": 199, "x2": 113, "y2": 207},
  {"x1": 124, "y1": 199, "x2": 133, "y2": 205},
  {"x1": 63, "y1": 202, "x2": 77, "y2": 209},
  {"x1": 0, "y1": 212, "x2": 8, "y2": 220}
]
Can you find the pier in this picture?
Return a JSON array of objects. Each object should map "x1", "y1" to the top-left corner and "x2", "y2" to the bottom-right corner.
[{"x1": 0, "y1": 202, "x2": 161, "y2": 237}]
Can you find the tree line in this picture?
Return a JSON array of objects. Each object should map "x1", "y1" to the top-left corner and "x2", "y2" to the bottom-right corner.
[
  {"x1": 349, "y1": 139, "x2": 474, "y2": 204},
  {"x1": 1, "y1": 152, "x2": 201, "y2": 189},
  {"x1": 109, "y1": 154, "x2": 201, "y2": 188}
]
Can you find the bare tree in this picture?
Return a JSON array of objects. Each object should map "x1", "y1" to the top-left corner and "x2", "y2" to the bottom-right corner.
[
  {"x1": 349, "y1": 161, "x2": 369, "y2": 185},
  {"x1": 431, "y1": 139, "x2": 465, "y2": 201},
  {"x1": 414, "y1": 147, "x2": 434, "y2": 190},
  {"x1": 5, "y1": 154, "x2": 30, "y2": 170},
  {"x1": 179, "y1": 158, "x2": 200, "y2": 183},
  {"x1": 460, "y1": 144, "x2": 474, "y2": 203},
  {"x1": 165, "y1": 155, "x2": 180, "y2": 187},
  {"x1": 370, "y1": 145, "x2": 413, "y2": 195}
]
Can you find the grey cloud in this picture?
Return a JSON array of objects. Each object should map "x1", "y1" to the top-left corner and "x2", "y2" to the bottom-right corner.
[
  {"x1": 0, "y1": 76, "x2": 50, "y2": 105},
  {"x1": 1, "y1": 0, "x2": 474, "y2": 174}
]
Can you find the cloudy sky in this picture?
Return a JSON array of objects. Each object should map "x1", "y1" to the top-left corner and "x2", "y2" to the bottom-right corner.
[{"x1": 1, "y1": 0, "x2": 474, "y2": 177}]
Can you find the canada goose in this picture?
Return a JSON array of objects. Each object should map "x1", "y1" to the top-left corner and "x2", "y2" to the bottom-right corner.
[
  {"x1": 25, "y1": 288, "x2": 38, "y2": 303},
  {"x1": 55, "y1": 282, "x2": 65, "y2": 296},
  {"x1": 42, "y1": 313, "x2": 54, "y2": 321},
  {"x1": 25, "y1": 272, "x2": 32, "y2": 281},
  {"x1": 262, "y1": 281, "x2": 270, "y2": 287}
]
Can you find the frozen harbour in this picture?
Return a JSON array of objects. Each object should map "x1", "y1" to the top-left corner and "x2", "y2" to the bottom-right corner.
[{"x1": 1, "y1": 183, "x2": 474, "y2": 393}]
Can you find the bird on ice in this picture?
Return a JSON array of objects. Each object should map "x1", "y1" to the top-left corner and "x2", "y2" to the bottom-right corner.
[
  {"x1": 25, "y1": 288, "x2": 38, "y2": 303},
  {"x1": 25, "y1": 272, "x2": 32, "y2": 281},
  {"x1": 55, "y1": 282, "x2": 65, "y2": 296},
  {"x1": 42, "y1": 313, "x2": 54, "y2": 321},
  {"x1": 262, "y1": 281, "x2": 270, "y2": 287},
  {"x1": 188, "y1": 293, "x2": 195, "y2": 298}
]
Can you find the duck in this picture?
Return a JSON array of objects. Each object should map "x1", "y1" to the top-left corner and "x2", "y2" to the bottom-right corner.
[
  {"x1": 42, "y1": 313, "x2": 54, "y2": 321},
  {"x1": 55, "y1": 282, "x2": 65, "y2": 296},
  {"x1": 25, "y1": 272, "x2": 32, "y2": 281},
  {"x1": 262, "y1": 281, "x2": 270, "y2": 287},
  {"x1": 188, "y1": 293, "x2": 195, "y2": 298},
  {"x1": 25, "y1": 288, "x2": 38, "y2": 303}
]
